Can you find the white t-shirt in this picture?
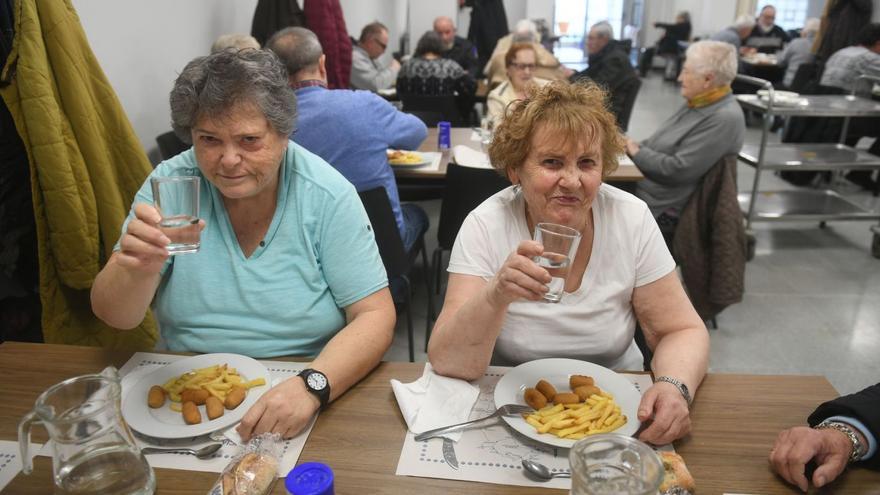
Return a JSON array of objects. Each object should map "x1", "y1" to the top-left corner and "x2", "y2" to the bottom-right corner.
[{"x1": 448, "y1": 184, "x2": 676, "y2": 371}]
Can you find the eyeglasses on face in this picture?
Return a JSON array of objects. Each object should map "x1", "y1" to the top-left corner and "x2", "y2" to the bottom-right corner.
[
  {"x1": 373, "y1": 38, "x2": 388, "y2": 50},
  {"x1": 510, "y1": 62, "x2": 536, "y2": 71}
]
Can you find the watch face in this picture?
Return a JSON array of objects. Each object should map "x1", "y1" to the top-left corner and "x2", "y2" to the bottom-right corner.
[{"x1": 307, "y1": 372, "x2": 327, "y2": 391}]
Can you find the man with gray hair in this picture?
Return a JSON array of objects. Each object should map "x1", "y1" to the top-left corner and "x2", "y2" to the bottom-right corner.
[
  {"x1": 570, "y1": 21, "x2": 639, "y2": 129},
  {"x1": 267, "y1": 27, "x2": 428, "y2": 251},
  {"x1": 433, "y1": 16, "x2": 478, "y2": 77},
  {"x1": 778, "y1": 18, "x2": 820, "y2": 88},
  {"x1": 350, "y1": 21, "x2": 399, "y2": 91},
  {"x1": 210, "y1": 33, "x2": 260, "y2": 53},
  {"x1": 745, "y1": 5, "x2": 791, "y2": 53},
  {"x1": 711, "y1": 14, "x2": 758, "y2": 52}
]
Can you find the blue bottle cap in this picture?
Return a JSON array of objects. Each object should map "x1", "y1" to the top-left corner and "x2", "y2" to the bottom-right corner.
[{"x1": 285, "y1": 462, "x2": 334, "y2": 495}]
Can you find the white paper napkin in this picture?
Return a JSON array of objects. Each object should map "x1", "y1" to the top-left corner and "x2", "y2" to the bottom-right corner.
[
  {"x1": 390, "y1": 363, "x2": 480, "y2": 442},
  {"x1": 452, "y1": 145, "x2": 493, "y2": 170}
]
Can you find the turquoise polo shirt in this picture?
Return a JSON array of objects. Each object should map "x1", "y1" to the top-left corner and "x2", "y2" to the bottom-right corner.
[{"x1": 117, "y1": 141, "x2": 388, "y2": 358}]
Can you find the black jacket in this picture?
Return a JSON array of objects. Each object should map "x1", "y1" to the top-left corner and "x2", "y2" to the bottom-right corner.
[
  {"x1": 808, "y1": 383, "x2": 880, "y2": 470},
  {"x1": 443, "y1": 36, "x2": 479, "y2": 78},
  {"x1": 570, "y1": 42, "x2": 639, "y2": 127},
  {"x1": 655, "y1": 21, "x2": 690, "y2": 55}
]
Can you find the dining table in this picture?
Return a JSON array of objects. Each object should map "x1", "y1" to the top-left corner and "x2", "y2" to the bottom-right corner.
[
  {"x1": 397, "y1": 127, "x2": 645, "y2": 183},
  {"x1": 3, "y1": 341, "x2": 879, "y2": 494}
]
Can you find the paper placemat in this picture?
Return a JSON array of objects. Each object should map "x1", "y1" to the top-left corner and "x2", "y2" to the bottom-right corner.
[
  {"x1": 110, "y1": 352, "x2": 312, "y2": 475},
  {"x1": 0, "y1": 440, "x2": 41, "y2": 492},
  {"x1": 396, "y1": 366, "x2": 661, "y2": 489}
]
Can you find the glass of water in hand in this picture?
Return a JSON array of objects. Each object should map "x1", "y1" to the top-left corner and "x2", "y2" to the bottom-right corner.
[
  {"x1": 151, "y1": 176, "x2": 201, "y2": 254},
  {"x1": 533, "y1": 223, "x2": 581, "y2": 303}
]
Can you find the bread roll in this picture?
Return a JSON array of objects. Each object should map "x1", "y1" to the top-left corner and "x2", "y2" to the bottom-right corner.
[
  {"x1": 659, "y1": 451, "x2": 695, "y2": 493},
  {"x1": 218, "y1": 452, "x2": 279, "y2": 495}
]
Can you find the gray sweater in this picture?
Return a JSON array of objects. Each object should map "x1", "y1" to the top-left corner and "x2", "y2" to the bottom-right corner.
[{"x1": 633, "y1": 93, "x2": 745, "y2": 218}]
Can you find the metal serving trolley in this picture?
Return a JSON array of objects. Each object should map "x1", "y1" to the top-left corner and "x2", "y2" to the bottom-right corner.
[{"x1": 734, "y1": 74, "x2": 880, "y2": 259}]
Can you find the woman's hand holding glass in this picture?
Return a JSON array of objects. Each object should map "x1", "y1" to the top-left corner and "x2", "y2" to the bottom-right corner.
[
  {"x1": 487, "y1": 240, "x2": 552, "y2": 307},
  {"x1": 636, "y1": 381, "x2": 691, "y2": 445},
  {"x1": 117, "y1": 203, "x2": 205, "y2": 274},
  {"x1": 236, "y1": 376, "x2": 319, "y2": 441}
]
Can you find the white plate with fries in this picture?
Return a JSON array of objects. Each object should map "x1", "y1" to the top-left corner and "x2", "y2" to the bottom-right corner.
[
  {"x1": 494, "y1": 358, "x2": 642, "y2": 448},
  {"x1": 387, "y1": 149, "x2": 430, "y2": 166},
  {"x1": 122, "y1": 353, "x2": 270, "y2": 439}
]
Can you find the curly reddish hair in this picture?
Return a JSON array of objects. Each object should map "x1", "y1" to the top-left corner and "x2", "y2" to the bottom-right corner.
[
  {"x1": 504, "y1": 42, "x2": 536, "y2": 68},
  {"x1": 488, "y1": 80, "x2": 624, "y2": 180}
]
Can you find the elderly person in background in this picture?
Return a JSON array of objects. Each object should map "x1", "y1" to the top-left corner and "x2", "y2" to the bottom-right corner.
[
  {"x1": 433, "y1": 16, "x2": 479, "y2": 77},
  {"x1": 639, "y1": 11, "x2": 692, "y2": 78},
  {"x1": 625, "y1": 41, "x2": 745, "y2": 233},
  {"x1": 778, "y1": 18, "x2": 820, "y2": 88},
  {"x1": 210, "y1": 33, "x2": 260, "y2": 53},
  {"x1": 91, "y1": 49, "x2": 395, "y2": 441},
  {"x1": 486, "y1": 43, "x2": 549, "y2": 123},
  {"x1": 570, "y1": 21, "x2": 639, "y2": 128},
  {"x1": 711, "y1": 14, "x2": 759, "y2": 53},
  {"x1": 428, "y1": 80, "x2": 709, "y2": 446},
  {"x1": 396, "y1": 31, "x2": 476, "y2": 118},
  {"x1": 351, "y1": 21, "x2": 400, "y2": 92},
  {"x1": 745, "y1": 5, "x2": 791, "y2": 54},
  {"x1": 820, "y1": 23, "x2": 880, "y2": 93},
  {"x1": 483, "y1": 19, "x2": 571, "y2": 87},
  {"x1": 267, "y1": 27, "x2": 428, "y2": 252}
]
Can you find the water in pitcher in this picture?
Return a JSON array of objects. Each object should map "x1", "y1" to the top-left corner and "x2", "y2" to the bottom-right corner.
[
  {"x1": 535, "y1": 251, "x2": 571, "y2": 302},
  {"x1": 57, "y1": 444, "x2": 155, "y2": 495},
  {"x1": 159, "y1": 214, "x2": 200, "y2": 253}
]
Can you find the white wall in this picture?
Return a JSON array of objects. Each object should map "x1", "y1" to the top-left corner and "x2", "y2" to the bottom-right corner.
[
  {"x1": 641, "y1": 0, "x2": 736, "y2": 46},
  {"x1": 72, "y1": 0, "x2": 406, "y2": 162}
]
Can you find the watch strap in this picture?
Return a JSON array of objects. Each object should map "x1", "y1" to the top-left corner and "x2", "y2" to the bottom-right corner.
[
  {"x1": 655, "y1": 375, "x2": 692, "y2": 405},
  {"x1": 815, "y1": 420, "x2": 865, "y2": 463}
]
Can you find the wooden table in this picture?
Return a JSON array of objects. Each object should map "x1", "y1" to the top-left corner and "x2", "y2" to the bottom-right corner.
[
  {"x1": 3, "y1": 342, "x2": 879, "y2": 494},
  {"x1": 401, "y1": 128, "x2": 644, "y2": 183}
]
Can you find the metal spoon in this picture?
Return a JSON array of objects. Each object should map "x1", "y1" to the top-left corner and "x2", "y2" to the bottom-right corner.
[
  {"x1": 141, "y1": 443, "x2": 223, "y2": 459},
  {"x1": 521, "y1": 459, "x2": 571, "y2": 480}
]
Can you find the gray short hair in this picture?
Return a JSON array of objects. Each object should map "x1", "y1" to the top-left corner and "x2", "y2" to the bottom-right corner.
[
  {"x1": 686, "y1": 40, "x2": 738, "y2": 86},
  {"x1": 591, "y1": 21, "x2": 614, "y2": 40},
  {"x1": 211, "y1": 34, "x2": 260, "y2": 54},
  {"x1": 802, "y1": 18, "x2": 820, "y2": 36},
  {"x1": 267, "y1": 27, "x2": 323, "y2": 76},
  {"x1": 733, "y1": 14, "x2": 755, "y2": 30},
  {"x1": 359, "y1": 21, "x2": 388, "y2": 43},
  {"x1": 170, "y1": 49, "x2": 296, "y2": 143}
]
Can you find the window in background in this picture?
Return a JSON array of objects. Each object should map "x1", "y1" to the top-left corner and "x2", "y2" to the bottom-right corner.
[
  {"x1": 757, "y1": 0, "x2": 808, "y2": 31},
  {"x1": 554, "y1": 0, "x2": 625, "y2": 66}
]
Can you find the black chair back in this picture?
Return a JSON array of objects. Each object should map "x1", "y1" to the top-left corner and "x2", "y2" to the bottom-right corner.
[
  {"x1": 788, "y1": 61, "x2": 822, "y2": 94},
  {"x1": 156, "y1": 131, "x2": 190, "y2": 160},
  {"x1": 401, "y1": 94, "x2": 466, "y2": 127},
  {"x1": 616, "y1": 77, "x2": 642, "y2": 132},
  {"x1": 437, "y1": 162, "x2": 510, "y2": 250},
  {"x1": 357, "y1": 187, "x2": 410, "y2": 278}
]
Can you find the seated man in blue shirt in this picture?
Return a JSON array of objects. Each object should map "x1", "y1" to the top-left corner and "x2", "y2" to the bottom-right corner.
[
  {"x1": 770, "y1": 383, "x2": 879, "y2": 491},
  {"x1": 267, "y1": 27, "x2": 429, "y2": 251}
]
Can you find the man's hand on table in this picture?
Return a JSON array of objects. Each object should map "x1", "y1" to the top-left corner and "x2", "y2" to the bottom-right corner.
[
  {"x1": 769, "y1": 426, "x2": 850, "y2": 492},
  {"x1": 236, "y1": 376, "x2": 320, "y2": 441},
  {"x1": 636, "y1": 381, "x2": 691, "y2": 445}
]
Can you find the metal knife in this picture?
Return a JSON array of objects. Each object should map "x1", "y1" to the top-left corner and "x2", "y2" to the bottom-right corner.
[{"x1": 442, "y1": 438, "x2": 459, "y2": 470}]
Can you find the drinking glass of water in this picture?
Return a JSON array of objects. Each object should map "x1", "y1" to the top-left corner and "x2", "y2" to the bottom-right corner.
[
  {"x1": 533, "y1": 223, "x2": 581, "y2": 303},
  {"x1": 151, "y1": 176, "x2": 201, "y2": 254}
]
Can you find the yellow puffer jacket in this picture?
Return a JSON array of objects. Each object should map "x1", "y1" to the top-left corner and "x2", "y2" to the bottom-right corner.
[{"x1": 0, "y1": 0, "x2": 157, "y2": 349}]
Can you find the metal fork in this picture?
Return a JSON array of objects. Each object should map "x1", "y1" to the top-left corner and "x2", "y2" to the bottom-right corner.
[{"x1": 414, "y1": 404, "x2": 533, "y2": 441}]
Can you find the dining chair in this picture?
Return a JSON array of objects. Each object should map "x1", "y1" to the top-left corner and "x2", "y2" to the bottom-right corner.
[
  {"x1": 427, "y1": 162, "x2": 509, "y2": 346},
  {"x1": 616, "y1": 77, "x2": 642, "y2": 132},
  {"x1": 357, "y1": 187, "x2": 433, "y2": 362},
  {"x1": 155, "y1": 131, "x2": 190, "y2": 161}
]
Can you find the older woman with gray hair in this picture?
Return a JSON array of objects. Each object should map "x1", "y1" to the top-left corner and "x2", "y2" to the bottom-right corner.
[
  {"x1": 91, "y1": 49, "x2": 395, "y2": 440},
  {"x1": 625, "y1": 40, "x2": 745, "y2": 231}
]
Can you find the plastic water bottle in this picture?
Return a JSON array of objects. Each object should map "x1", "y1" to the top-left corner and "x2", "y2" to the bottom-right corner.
[{"x1": 437, "y1": 121, "x2": 451, "y2": 157}]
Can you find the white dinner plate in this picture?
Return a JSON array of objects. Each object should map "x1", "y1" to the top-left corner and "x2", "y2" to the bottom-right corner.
[
  {"x1": 493, "y1": 358, "x2": 642, "y2": 449},
  {"x1": 122, "y1": 353, "x2": 270, "y2": 439},
  {"x1": 388, "y1": 150, "x2": 430, "y2": 167},
  {"x1": 757, "y1": 90, "x2": 806, "y2": 106}
]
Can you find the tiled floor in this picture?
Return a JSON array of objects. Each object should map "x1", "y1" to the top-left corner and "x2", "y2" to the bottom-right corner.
[{"x1": 384, "y1": 73, "x2": 880, "y2": 397}]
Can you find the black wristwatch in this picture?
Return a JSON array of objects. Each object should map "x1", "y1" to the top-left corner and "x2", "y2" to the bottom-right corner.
[{"x1": 298, "y1": 368, "x2": 330, "y2": 409}]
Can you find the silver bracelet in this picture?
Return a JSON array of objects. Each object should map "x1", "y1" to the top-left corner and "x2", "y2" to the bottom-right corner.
[
  {"x1": 654, "y1": 376, "x2": 692, "y2": 405},
  {"x1": 814, "y1": 420, "x2": 865, "y2": 463}
]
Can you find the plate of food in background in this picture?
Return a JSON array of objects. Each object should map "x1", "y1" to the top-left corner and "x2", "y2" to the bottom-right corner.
[
  {"x1": 122, "y1": 353, "x2": 270, "y2": 439},
  {"x1": 387, "y1": 149, "x2": 430, "y2": 166},
  {"x1": 493, "y1": 358, "x2": 642, "y2": 448}
]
